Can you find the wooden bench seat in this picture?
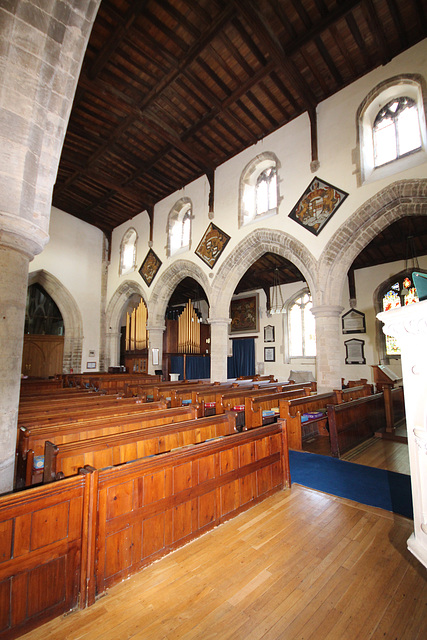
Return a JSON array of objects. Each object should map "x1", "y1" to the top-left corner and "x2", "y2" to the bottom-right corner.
[
  {"x1": 279, "y1": 392, "x2": 337, "y2": 450},
  {"x1": 244, "y1": 387, "x2": 311, "y2": 429},
  {"x1": 43, "y1": 412, "x2": 238, "y2": 481},
  {"x1": 17, "y1": 405, "x2": 197, "y2": 488},
  {"x1": 18, "y1": 398, "x2": 164, "y2": 428},
  {"x1": 327, "y1": 392, "x2": 387, "y2": 457}
]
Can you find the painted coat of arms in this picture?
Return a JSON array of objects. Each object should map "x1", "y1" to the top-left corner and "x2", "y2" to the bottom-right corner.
[
  {"x1": 195, "y1": 222, "x2": 230, "y2": 268},
  {"x1": 289, "y1": 177, "x2": 348, "y2": 235},
  {"x1": 139, "y1": 249, "x2": 162, "y2": 286}
]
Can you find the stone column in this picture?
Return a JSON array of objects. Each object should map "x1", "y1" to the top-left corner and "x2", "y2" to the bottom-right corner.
[
  {"x1": 311, "y1": 305, "x2": 343, "y2": 393},
  {"x1": 147, "y1": 325, "x2": 165, "y2": 375},
  {"x1": 105, "y1": 332, "x2": 122, "y2": 370},
  {"x1": 0, "y1": 237, "x2": 42, "y2": 494},
  {"x1": 378, "y1": 301, "x2": 427, "y2": 569},
  {"x1": 208, "y1": 317, "x2": 231, "y2": 382}
]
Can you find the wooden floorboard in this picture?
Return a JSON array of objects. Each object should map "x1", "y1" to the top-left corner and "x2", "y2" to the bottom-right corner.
[{"x1": 20, "y1": 485, "x2": 426, "y2": 640}]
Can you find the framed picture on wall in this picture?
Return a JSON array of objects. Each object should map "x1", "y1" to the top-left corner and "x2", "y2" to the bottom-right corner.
[
  {"x1": 230, "y1": 294, "x2": 259, "y2": 333},
  {"x1": 264, "y1": 347, "x2": 275, "y2": 362}
]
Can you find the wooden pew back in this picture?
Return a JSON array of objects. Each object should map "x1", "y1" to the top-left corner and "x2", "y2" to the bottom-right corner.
[
  {"x1": 93, "y1": 421, "x2": 288, "y2": 599},
  {"x1": 334, "y1": 384, "x2": 372, "y2": 404},
  {"x1": 245, "y1": 387, "x2": 311, "y2": 429},
  {"x1": 44, "y1": 412, "x2": 238, "y2": 480},
  {"x1": 279, "y1": 391, "x2": 337, "y2": 450},
  {"x1": 17, "y1": 405, "x2": 197, "y2": 488},
  {"x1": 217, "y1": 382, "x2": 310, "y2": 415},
  {"x1": 327, "y1": 392, "x2": 386, "y2": 457}
]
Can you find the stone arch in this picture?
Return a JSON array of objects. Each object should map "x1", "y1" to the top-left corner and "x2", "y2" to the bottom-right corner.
[
  {"x1": 318, "y1": 179, "x2": 427, "y2": 307},
  {"x1": 28, "y1": 269, "x2": 83, "y2": 373},
  {"x1": 105, "y1": 280, "x2": 147, "y2": 369},
  {"x1": 148, "y1": 260, "x2": 212, "y2": 327},
  {"x1": 210, "y1": 229, "x2": 318, "y2": 319}
]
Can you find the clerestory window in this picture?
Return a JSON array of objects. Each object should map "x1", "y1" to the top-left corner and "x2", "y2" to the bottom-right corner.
[
  {"x1": 240, "y1": 153, "x2": 280, "y2": 227},
  {"x1": 167, "y1": 198, "x2": 192, "y2": 257},
  {"x1": 119, "y1": 228, "x2": 138, "y2": 276},
  {"x1": 373, "y1": 97, "x2": 421, "y2": 167}
]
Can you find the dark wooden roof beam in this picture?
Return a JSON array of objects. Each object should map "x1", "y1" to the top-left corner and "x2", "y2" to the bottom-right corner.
[
  {"x1": 387, "y1": 0, "x2": 409, "y2": 49},
  {"x1": 246, "y1": 90, "x2": 279, "y2": 128},
  {"x1": 281, "y1": 1, "x2": 362, "y2": 56},
  {"x1": 87, "y1": 1, "x2": 150, "y2": 80},
  {"x1": 345, "y1": 11, "x2": 373, "y2": 67},
  {"x1": 314, "y1": 36, "x2": 343, "y2": 85},
  {"x1": 232, "y1": 0, "x2": 317, "y2": 110},
  {"x1": 361, "y1": 0, "x2": 392, "y2": 65},
  {"x1": 235, "y1": 98, "x2": 268, "y2": 136}
]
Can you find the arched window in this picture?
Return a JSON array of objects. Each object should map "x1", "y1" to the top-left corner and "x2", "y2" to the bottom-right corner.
[
  {"x1": 381, "y1": 273, "x2": 419, "y2": 356},
  {"x1": 119, "y1": 228, "x2": 138, "y2": 276},
  {"x1": 356, "y1": 75, "x2": 427, "y2": 185},
  {"x1": 25, "y1": 283, "x2": 64, "y2": 335},
  {"x1": 285, "y1": 289, "x2": 316, "y2": 361},
  {"x1": 240, "y1": 153, "x2": 280, "y2": 227},
  {"x1": 373, "y1": 97, "x2": 421, "y2": 167},
  {"x1": 167, "y1": 198, "x2": 192, "y2": 257}
]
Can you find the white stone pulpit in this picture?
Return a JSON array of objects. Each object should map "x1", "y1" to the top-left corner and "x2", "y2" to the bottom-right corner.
[{"x1": 377, "y1": 300, "x2": 427, "y2": 569}]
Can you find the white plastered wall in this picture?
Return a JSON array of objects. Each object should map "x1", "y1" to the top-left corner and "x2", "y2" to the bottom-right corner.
[{"x1": 29, "y1": 206, "x2": 104, "y2": 371}]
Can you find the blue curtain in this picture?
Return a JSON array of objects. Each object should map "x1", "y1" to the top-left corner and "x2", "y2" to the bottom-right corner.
[
  {"x1": 170, "y1": 355, "x2": 211, "y2": 380},
  {"x1": 186, "y1": 355, "x2": 210, "y2": 380},
  {"x1": 227, "y1": 338, "x2": 255, "y2": 378},
  {"x1": 170, "y1": 356, "x2": 184, "y2": 380}
]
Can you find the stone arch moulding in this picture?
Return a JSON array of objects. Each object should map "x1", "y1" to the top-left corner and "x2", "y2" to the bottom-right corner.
[
  {"x1": 148, "y1": 259, "x2": 212, "y2": 327},
  {"x1": 105, "y1": 280, "x2": 148, "y2": 369},
  {"x1": 210, "y1": 228, "x2": 318, "y2": 319},
  {"x1": 317, "y1": 179, "x2": 427, "y2": 307},
  {"x1": 27, "y1": 269, "x2": 83, "y2": 373}
]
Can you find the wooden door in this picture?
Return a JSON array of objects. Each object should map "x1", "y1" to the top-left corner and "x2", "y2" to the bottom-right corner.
[{"x1": 22, "y1": 335, "x2": 64, "y2": 377}]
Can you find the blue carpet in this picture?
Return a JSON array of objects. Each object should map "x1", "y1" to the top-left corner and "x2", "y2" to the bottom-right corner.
[{"x1": 289, "y1": 450, "x2": 413, "y2": 519}]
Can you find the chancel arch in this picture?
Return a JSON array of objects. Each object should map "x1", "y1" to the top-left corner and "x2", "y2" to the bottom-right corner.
[{"x1": 27, "y1": 270, "x2": 83, "y2": 374}]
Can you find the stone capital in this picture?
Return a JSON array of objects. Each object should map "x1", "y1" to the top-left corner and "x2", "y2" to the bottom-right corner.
[
  {"x1": 0, "y1": 214, "x2": 49, "y2": 259},
  {"x1": 310, "y1": 304, "x2": 343, "y2": 319},
  {"x1": 207, "y1": 317, "x2": 231, "y2": 326}
]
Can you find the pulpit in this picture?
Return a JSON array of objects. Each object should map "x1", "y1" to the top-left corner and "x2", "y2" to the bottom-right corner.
[{"x1": 377, "y1": 301, "x2": 427, "y2": 569}]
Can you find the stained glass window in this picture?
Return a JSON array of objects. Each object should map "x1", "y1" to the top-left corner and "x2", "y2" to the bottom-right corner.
[{"x1": 382, "y1": 275, "x2": 419, "y2": 355}]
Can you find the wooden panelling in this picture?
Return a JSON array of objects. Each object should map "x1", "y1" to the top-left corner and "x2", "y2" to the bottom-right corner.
[
  {"x1": 0, "y1": 475, "x2": 89, "y2": 640},
  {"x1": 93, "y1": 422, "x2": 288, "y2": 597}
]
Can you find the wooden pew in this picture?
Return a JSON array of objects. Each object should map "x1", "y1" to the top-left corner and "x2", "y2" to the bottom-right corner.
[
  {"x1": 43, "y1": 412, "x2": 239, "y2": 481},
  {"x1": 334, "y1": 384, "x2": 372, "y2": 404},
  {"x1": 16, "y1": 405, "x2": 197, "y2": 488},
  {"x1": 279, "y1": 391, "x2": 338, "y2": 450},
  {"x1": 20, "y1": 378, "x2": 63, "y2": 395},
  {"x1": 327, "y1": 392, "x2": 387, "y2": 457},
  {"x1": 91, "y1": 420, "x2": 289, "y2": 601},
  {"x1": 217, "y1": 382, "x2": 315, "y2": 419},
  {"x1": 1, "y1": 421, "x2": 289, "y2": 637},
  {"x1": 18, "y1": 397, "x2": 163, "y2": 428},
  {"x1": 0, "y1": 472, "x2": 92, "y2": 639},
  {"x1": 244, "y1": 387, "x2": 311, "y2": 429}
]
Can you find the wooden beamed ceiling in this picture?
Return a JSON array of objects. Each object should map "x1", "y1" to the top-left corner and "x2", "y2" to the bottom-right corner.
[{"x1": 54, "y1": 0, "x2": 427, "y2": 237}]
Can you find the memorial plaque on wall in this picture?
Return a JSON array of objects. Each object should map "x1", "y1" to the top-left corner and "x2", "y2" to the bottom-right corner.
[
  {"x1": 344, "y1": 338, "x2": 366, "y2": 364},
  {"x1": 342, "y1": 308, "x2": 366, "y2": 334}
]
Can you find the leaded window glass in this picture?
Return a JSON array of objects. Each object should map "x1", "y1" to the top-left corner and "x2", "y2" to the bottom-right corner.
[
  {"x1": 289, "y1": 293, "x2": 316, "y2": 358},
  {"x1": 382, "y1": 276, "x2": 419, "y2": 355},
  {"x1": 373, "y1": 97, "x2": 421, "y2": 168}
]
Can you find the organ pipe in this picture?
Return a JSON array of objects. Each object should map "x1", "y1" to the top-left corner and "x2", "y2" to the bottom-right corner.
[
  {"x1": 178, "y1": 299, "x2": 201, "y2": 354},
  {"x1": 125, "y1": 299, "x2": 148, "y2": 351}
]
